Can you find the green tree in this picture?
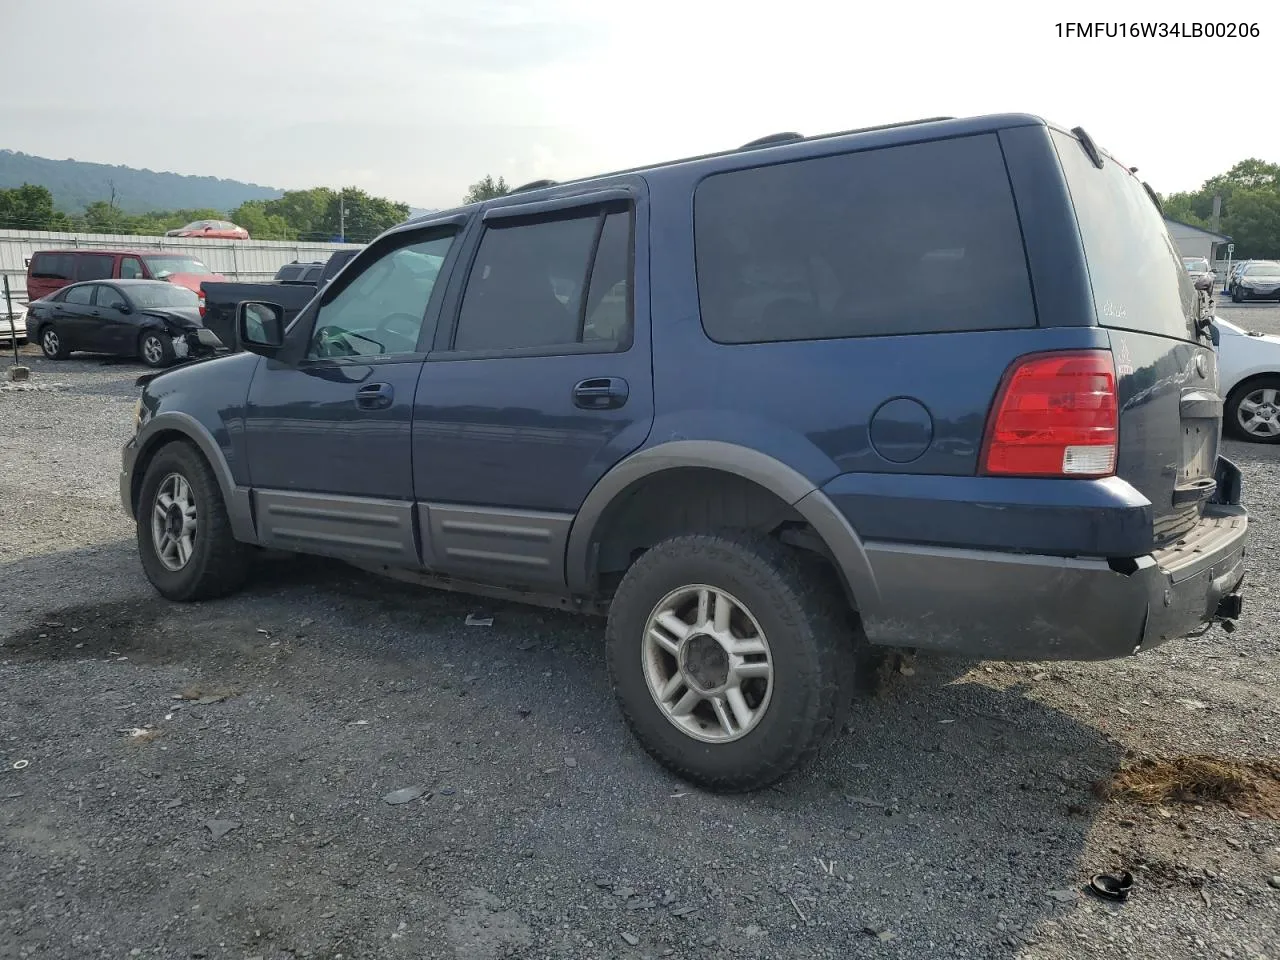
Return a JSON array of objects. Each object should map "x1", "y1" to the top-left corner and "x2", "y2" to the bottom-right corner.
[
  {"x1": 259, "y1": 188, "x2": 335, "y2": 239},
  {"x1": 326, "y1": 187, "x2": 410, "y2": 242},
  {"x1": 0, "y1": 183, "x2": 65, "y2": 229},
  {"x1": 1224, "y1": 189, "x2": 1280, "y2": 259},
  {"x1": 463, "y1": 174, "x2": 510, "y2": 204},
  {"x1": 1160, "y1": 157, "x2": 1280, "y2": 258},
  {"x1": 230, "y1": 200, "x2": 294, "y2": 240}
]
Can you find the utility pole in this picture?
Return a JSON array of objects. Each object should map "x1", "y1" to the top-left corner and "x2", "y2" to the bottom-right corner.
[{"x1": 339, "y1": 194, "x2": 345, "y2": 243}]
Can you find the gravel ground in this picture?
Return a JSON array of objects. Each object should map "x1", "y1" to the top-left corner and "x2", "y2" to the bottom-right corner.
[{"x1": 2, "y1": 307, "x2": 1279, "y2": 960}]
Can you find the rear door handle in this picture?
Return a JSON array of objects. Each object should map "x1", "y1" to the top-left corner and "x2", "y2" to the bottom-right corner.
[
  {"x1": 355, "y1": 382, "x2": 394, "y2": 410},
  {"x1": 573, "y1": 377, "x2": 629, "y2": 410}
]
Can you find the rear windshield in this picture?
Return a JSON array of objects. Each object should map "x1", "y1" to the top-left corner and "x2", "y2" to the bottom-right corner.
[
  {"x1": 1052, "y1": 129, "x2": 1198, "y2": 342},
  {"x1": 1183, "y1": 258, "x2": 1209, "y2": 272}
]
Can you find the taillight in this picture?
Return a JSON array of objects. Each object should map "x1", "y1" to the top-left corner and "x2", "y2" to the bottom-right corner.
[
  {"x1": 980, "y1": 350, "x2": 1118, "y2": 478},
  {"x1": 198, "y1": 288, "x2": 206, "y2": 319}
]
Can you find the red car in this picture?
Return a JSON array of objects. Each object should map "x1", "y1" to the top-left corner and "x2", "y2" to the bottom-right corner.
[
  {"x1": 26, "y1": 249, "x2": 226, "y2": 310},
  {"x1": 165, "y1": 219, "x2": 250, "y2": 240}
]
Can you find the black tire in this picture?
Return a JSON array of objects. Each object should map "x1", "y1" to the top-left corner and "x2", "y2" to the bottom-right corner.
[
  {"x1": 139, "y1": 331, "x2": 174, "y2": 368},
  {"x1": 136, "y1": 440, "x2": 252, "y2": 601},
  {"x1": 1225, "y1": 376, "x2": 1280, "y2": 444},
  {"x1": 606, "y1": 531, "x2": 856, "y2": 792},
  {"x1": 1231, "y1": 287, "x2": 1242, "y2": 303},
  {"x1": 40, "y1": 326, "x2": 69, "y2": 360}
]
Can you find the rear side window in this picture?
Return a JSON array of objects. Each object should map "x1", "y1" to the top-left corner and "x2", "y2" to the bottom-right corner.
[
  {"x1": 452, "y1": 206, "x2": 633, "y2": 353},
  {"x1": 695, "y1": 134, "x2": 1036, "y2": 343},
  {"x1": 1051, "y1": 129, "x2": 1197, "y2": 342},
  {"x1": 30, "y1": 253, "x2": 74, "y2": 279},
  {"x1": 75, "y1": 255, "x2": 114, "y2": 281},
  {"x1": 63, "y1": 285, "x2": 94, "y2": 305}
]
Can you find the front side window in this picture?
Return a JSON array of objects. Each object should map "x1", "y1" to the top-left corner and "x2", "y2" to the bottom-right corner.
[
  {"x1": 120, "y1": 257, "x2": 145, "y2": 279},
  {"x1": 695, "y1": 134, "x2": 1036, "y2": 343},
  {"x1": 63, "y1": 285, "x2": 95, "y2": 305},
  {"x1": 453, "y1": 206, "x2": 633, "y2": 352},
  {"x1": 75, "y1": 255, "x2": 114, "y2": 281},
  {"x1": 306, "y1": 233, "x2": 455, "y2": 359}
]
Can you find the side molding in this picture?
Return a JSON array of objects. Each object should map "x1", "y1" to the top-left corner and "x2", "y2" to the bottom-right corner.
[
  {"x1": 564, "y1": 440, "x2": 880, "y2": 608},
  {"x1": 133, "y1": 412, "x2": 257, "y2": 543}
]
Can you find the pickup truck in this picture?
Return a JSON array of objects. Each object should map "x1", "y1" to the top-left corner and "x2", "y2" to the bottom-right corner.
[{"x1": 200, "y1": 248, "x2": 361, "y2": 350}]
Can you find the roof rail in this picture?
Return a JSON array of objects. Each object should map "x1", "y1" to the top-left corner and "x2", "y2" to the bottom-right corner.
[
  {"x1": 803, "y1": 116, "x2": 955, "y2": 145},
  {"x1": 512, "y1": 179, "x2": 558, "y2": 193},
  {"x1": 739, "y1": 132, "x2": 803, "y2": 151}
]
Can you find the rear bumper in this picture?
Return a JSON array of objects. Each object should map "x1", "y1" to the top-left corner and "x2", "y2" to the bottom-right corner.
[{"x1": 852, "y1": 463, "x2": 1248, "y2": 661}]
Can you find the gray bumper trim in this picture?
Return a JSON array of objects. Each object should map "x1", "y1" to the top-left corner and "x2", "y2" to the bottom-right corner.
[{"x1": 859, "y1": 509, "x2": 1246, "y2": 661}]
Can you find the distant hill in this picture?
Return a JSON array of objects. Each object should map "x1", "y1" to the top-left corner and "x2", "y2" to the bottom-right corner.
[{"x1": 0, "y1": 150, "x2": 284, "y2": 215}]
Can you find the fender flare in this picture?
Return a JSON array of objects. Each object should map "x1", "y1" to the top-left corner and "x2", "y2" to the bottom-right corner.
[
  {"x1": 564, "y1": 440, "x2": 880, "y2": 609},
  {"x1": 130, "y1": 412, "x2": 257, "y2": 543}
]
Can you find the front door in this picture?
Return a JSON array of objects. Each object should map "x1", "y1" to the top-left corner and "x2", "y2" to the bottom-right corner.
[
  {"x1": 412, "y1": 190, "x2": 654, "y2": 588},
  {"x1": 242, "y1": 227, "x2": 461, "y2": 567},
  {"x1": 92, "y1": 284, "x2": 138, "y2": 355}
]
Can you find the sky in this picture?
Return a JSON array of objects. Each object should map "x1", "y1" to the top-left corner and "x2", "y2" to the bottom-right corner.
[{"x1": 1, "y1": 0, "x2": 1274, "y2": 209}]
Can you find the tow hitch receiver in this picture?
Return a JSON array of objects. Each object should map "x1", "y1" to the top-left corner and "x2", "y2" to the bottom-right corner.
[{"x1": 1215, "y1": 593, "x2": 1243, "y2": 632}]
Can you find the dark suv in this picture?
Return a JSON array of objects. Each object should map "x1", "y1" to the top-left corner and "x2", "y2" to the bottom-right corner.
[{"x1": 120, "y1": 114, "x2": 1248, "y2": 792}]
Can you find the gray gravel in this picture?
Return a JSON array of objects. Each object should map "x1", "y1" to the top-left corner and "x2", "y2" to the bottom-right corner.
[{"x1": 2, "y1": 319, "x2": 1279, "y2": 960}]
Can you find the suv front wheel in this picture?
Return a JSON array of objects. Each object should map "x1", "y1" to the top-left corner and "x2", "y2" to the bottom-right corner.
[
  {"x1": 606, "y1": 531, "x2": 855, "y2": 792},
  {"x1": 136, "y1": 441, "x2": 252, "y2": 600}
]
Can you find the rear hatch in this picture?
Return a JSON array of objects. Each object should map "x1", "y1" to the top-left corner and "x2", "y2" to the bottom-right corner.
[{"x1": 1052, "y1": 128, "x2": 1221, "y2": 550}]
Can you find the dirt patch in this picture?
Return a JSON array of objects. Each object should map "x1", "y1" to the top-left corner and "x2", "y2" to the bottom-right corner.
[{"x1": 1099, "y1": 755, "x2": 1280, "y2": 819}]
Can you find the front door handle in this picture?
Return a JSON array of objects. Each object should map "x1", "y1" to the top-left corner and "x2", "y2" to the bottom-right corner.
[
  {"x1": 355, "y1": 382, "x2": 394, "y2": 410},
  {"x1": 573, "y1": 377, "x2": 629, "y2": 410}
]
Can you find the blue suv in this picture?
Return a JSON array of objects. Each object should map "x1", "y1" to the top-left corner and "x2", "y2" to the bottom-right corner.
[{"x1": 121, "y1": 114, "x2": 1248, "y2": 792}]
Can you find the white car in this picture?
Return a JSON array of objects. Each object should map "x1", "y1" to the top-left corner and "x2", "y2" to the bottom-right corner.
[
  {"x1": 0, "y1": 309, "x2": 25, "y2": 346},
  {"x1": 1217, "y1": 316, "x2": 1280, "y2": 443}
]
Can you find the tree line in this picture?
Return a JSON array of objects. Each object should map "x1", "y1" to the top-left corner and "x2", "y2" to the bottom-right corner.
[
  {"x1": 1160, "y1": 159, "x2": 1280, "y2": 259},
  {"x1": 0, "y1": 183, "x2": 412, "y2": 244}
]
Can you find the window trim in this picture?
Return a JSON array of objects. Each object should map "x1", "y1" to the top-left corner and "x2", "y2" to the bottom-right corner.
[
  {"x1": 433, "y1": 200, "x2": 636, "y2": 362},
  {"x1": 284, "y1": 224, "x2": 464, "y2": 369}
]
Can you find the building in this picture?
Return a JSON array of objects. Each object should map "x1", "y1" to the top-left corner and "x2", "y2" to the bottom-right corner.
[{"x1": 1164, "y1": 218, "x2": 1232, "y2": 263}]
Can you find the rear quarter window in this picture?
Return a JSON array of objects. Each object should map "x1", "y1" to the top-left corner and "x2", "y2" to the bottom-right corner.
[
  {"x1": 1051, "y1": 129, "x2": 1198, "y2": 342},
  {"x1": 30, "y1": 253, "x2": 74, "y2": 279},
  {"x1": 694, "y1": 134, "x2": 1036, "y2": 343}
]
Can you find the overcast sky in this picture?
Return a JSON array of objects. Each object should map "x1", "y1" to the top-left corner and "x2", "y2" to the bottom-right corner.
[{"x1": 2, "y1": 0, "x2": 1273, "y2": 209}]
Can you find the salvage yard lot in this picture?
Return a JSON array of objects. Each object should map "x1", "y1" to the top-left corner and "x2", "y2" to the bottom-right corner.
[{"x1": 2, "y1": 302, "x2": 1279, "y2": 960}]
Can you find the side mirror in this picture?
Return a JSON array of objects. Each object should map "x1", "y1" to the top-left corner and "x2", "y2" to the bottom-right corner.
[
  {"x1": 237, "y1": 301, "x2": 286, "y2": 354},
  {"x1": 112, "y1": 301, "x2": 131, "y2": 313}
]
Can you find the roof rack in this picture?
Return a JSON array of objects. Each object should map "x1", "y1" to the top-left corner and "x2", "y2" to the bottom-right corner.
[
  {"x1": 511, "y1": 179, "x2": 558, "y2": 193},
  {"x1": 739, "y1": 132, "x2": 803, "y2": 151}
]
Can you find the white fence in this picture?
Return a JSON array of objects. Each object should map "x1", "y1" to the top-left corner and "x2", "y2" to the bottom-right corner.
[{"x1": 0, "y1": 229, "x2": 362, "y2": 308}]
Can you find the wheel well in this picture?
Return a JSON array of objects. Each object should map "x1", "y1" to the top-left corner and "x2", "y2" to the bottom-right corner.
[
  {"x1": 588, "y1": 467, "x2": 854, "y2": 604},
  {"x1": 1227, "y1": 372, "x2": 1280, "y2": 404},
  {"x1": 130, "y1": 431, "x2": 200, "y2": 513}
]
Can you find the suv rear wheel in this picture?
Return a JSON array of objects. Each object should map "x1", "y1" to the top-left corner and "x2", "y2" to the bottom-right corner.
[
  {"x1": 606, "y1": 531, "x2": 854, "y2": 792},
  {"x1": 136, "y1": 441, "x2": 252, "y2": 600}
]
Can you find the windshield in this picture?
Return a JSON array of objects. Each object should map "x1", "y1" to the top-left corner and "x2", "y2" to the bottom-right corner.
[
  {"x1": 1244, "y1": 262, "x2": 1280, "y2": 277},
  {"x1": 144, "y1": 256, "x2": 213, "y2": 277},
  {"x1": 128, "y1": 284, "x2": 199, "y2": 308},
  {"x1": 1183, "y1": 258, "x2": 1209, "y2": 272}
]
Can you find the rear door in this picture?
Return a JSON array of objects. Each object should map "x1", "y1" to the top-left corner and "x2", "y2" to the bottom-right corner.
[
  {"x1": 1051, "y1": 129, "x2": 1221, "y2": 547},
  {"x1": 412, "y1": 189, "x2": 653, "y2": 588}
]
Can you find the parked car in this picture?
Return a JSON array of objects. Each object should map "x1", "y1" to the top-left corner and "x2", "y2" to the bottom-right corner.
[
  {"x1": 1226, "y1": 260, "x2": 1252, "y2": 296},
  {"x1": 200, "y1": 249, "x2": 362, "y2": 350},
  {"x1": 1217, "y1": 316, "x2": 1280, "y2": 443},
  {"x1": 165, "y1": 220, "x2": 250, "y2": 240},
  {"x1": 1182, "y1": 256, "x2": 1216, "y2": 291},
  {"x1": 26, "y1": 250, "x2": 226, "y2": 309},
  {"x1": 0, "y1": 309, "x2": 25, "y2": 347},
  {"x1": 120, "y1": 113, "x2": 1247, "y2": 792},
  {"x1": 27, "y1": 279, "x2": 224, "y2": 367},
  {"x1": 1229, "y1": 260, "x2": 1280, "y2": 302}
]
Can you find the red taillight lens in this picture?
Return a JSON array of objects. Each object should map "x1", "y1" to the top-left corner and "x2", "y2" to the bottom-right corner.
[
  {"x1": 198, "y1": 294, "x2": 206, "y2": 319},
  {"x1": 981, "y1": 350, "x2": 1118, "y2": 478}
]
